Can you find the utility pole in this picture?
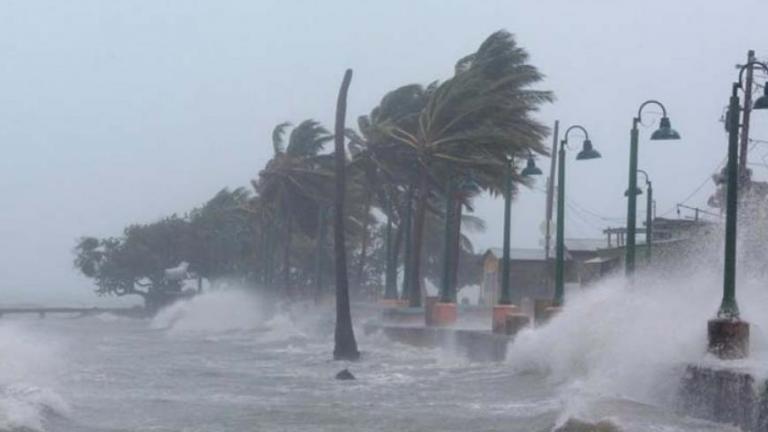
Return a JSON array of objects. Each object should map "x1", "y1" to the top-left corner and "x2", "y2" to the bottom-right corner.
[
  {"x1": 739, "y1": 50, "x2": 756, "y2": 175},
  {"x1": 544, "y1": 121, "x2": 559, "y2": 262}
]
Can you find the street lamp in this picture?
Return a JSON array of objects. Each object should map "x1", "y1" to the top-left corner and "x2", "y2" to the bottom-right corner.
[
  {"x1": 499, "y1": 153, "x2": 542, "y2": 306},
  {"x1": 553, "y1": 125, "x2": 601, "y2": 307},
  {"x1": 492, "y1": 153, "x2": 541, "y2": 333},
  {"x1": 625, "y1": 101, "x2": 680, "y2": 276},
  {"x1": 709, "y1": 60, "x2": 768, "y2": 359},
  {"x1": 624, "y1": 169, "x2": 653, "y2": 263}
]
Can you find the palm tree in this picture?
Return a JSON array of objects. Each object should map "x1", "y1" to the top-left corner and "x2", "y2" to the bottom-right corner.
[
  {"x1": 385, "y1": 30, "x2": 553, "y2": 307},
  {"x1": 333, "y1": 69, "x2": 360, "y2": 361},
  {"x1": 346, "y1": 84, "x2": 431, "y2": 301},
  {"x1": 256, "y1": 120, "x2": 335, "y2": 298}
]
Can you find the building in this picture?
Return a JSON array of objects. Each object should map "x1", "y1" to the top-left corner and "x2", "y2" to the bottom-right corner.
[{"x1": 479, "y1": 245, "x2": 580, "y2": 306}]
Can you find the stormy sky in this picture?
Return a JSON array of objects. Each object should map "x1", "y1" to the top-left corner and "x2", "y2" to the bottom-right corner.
[{"x1": 1, "y1": 0, "x2": 767, "y2": 304}]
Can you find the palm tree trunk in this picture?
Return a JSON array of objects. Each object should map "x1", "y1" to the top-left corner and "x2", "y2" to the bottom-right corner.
[
  {"x1": 408, "y1": 167, "x2": 428, "y2": 308},
  {"x1": 282, "y1": 216, "x2": 293, "y2": 299},
  {"x1": 314, "y1": 206, "x2": 327, "y2": 303},
  {"x1": 383, "y1": 202, "x2": 398, "y2": 299},
  {"x1": 265, "y1": 221, "x2": 274, "y2": 288},
  {"x1": 400, "y1": 187, "x2": 414, "y2": 301},
  {"x1": 333, "y1": 69, "x2": 359, "y2": 361},
  {"x1": 450, "y1": 199, "x2": 463, "y2": 301},
  {"x1": 354, "y1": 193, "x2": 372, "y2": 297}
]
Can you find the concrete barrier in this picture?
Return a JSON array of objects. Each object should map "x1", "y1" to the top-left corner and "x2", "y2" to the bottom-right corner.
[
  {"x1": 678, "y1": 363, "x2": 768, "y2": 431},
  {"x1": 381, "y1": 307, "x2": 424, "y2": 325},
  {"x1": 504, "y1": 313, "x2": 531, "y2": 336},
  {"x1": 364, "y1": 323, "x2": 511, "y2": 362},
  {"x1": 491, "y1": 304, "x2": 519, "y2": 334}
]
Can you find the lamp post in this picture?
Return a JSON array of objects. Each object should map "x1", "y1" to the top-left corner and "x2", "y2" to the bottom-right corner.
[
  {"x1": 625, "y1": 101, "x2": 680, "y2": 276},
  {"x1": 498, "y1": 154, "x2": 543, "y2": 305},
  {"x1": 552, "y1": 125, "x2": 601, "y2": 309},
  {"x1": 491, "y1": 154, "x2": 542, "y2": 333},
  {"x1": 625, "y1": 169, "x2": 653, "y2": 263},
  {"x1": 708, "y1": 60, "x2": 768, "y2": 359}
]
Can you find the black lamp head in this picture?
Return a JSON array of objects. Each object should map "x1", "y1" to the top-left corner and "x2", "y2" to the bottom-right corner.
[
  {"x1": 650, "y1": 116, "x2": 681, "y2": 140},
  {"x1": 753, "y1": 85, "x2": 768, "y2": 110},
  {"x1": 576, "y1": 139, "x2": 601, "y2": 160},
  {"x1": 521, "y1": 155, "x2": 543, "y2": 176}
]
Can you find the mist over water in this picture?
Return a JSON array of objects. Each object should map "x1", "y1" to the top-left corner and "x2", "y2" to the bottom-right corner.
[
  {"x1": 0, "y1": 324, "x2": 68, "y2": 431},
  {"x1": 0, "y1": 271, "x2": 752, "y2": 431},
  {"x1": 152, "y1": 289, "x2": 268, "y2": 333},
  {"x1": 2, "y1": 223, "x2": 766, "y2": 431}
]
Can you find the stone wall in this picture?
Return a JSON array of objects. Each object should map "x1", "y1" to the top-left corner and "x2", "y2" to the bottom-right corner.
[{"x1": 678, "y1": 364, "x2": 768, "y2": 431}]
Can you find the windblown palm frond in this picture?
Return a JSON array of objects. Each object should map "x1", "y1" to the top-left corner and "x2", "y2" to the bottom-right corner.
[
  {"x1": 272, "y1": 122, "x2": 291, "y2": 155},
  {"x1": 286, "y1": 120, "x2": 332, "y2": 157},
  {"x1": 459, "y1": 214, "x2": 486, "y2": 233}
]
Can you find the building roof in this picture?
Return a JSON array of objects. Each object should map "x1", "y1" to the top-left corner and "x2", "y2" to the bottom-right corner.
[
  {"x1": 563, "y1": 238, "x2": 606, "y2": 252},
  {"x1": 484, "y1": 247, "x2": 572, "y2": 261}
]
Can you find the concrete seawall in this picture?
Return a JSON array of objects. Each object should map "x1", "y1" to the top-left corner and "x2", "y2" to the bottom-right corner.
[
  {"x1": 678, "y1": 363, "x2": 768, "y2": 431},
  {"x1": 363, "y1": 323, "x2": 512, "y2": 362}
]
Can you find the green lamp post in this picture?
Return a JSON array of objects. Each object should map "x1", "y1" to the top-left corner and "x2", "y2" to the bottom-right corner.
[
  {"x1": 708, "y1": 60, "x2": 768, "y2": 359},
  {"x1": 719, "y1": 61, "x2": 768, "y2": 319},
  {"x1": 497, "y1": 153, "x2": 542, "y2": 306},
  {"x1": 625, "y1": 101, "x2": 680, "y2": 276},
  {"x1": 624, "y1": 169, "x2": 653, "y2": 263},
  {"x1": 553, "y1": 125, "x2": 601, "y2": 307}
]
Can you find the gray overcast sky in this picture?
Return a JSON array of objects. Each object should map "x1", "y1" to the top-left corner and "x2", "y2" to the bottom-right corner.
[{"x1": 1, "y1": 0, "x2": 767, "y2": 304}]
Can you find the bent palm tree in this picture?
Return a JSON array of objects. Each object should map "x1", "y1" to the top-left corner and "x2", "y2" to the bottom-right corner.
[
  {"x1": 386, "y1": 30, "x2": 553, "y2": 306},
  {"x1": 256, "y1": 120, "x2": 335, "y2": 297},
  {"x1": 333, "y1": 69, "x2": 360, "y2": 361}
]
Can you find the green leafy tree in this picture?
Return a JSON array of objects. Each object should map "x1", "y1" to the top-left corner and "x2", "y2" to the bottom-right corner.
[{"x1": 74, "y1": 216, "x2": 195, "y2": 312}]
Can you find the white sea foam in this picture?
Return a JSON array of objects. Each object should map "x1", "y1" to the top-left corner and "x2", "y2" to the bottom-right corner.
[
  {"x1": 506, "y1": 253, "x2": 768, "y2": 427},
  {"x1": 0, "y1": 324, "x2": 69, "y2": 431},
  {"x1": 152, "y1": 289, "x2": 267, "y2": 333}
]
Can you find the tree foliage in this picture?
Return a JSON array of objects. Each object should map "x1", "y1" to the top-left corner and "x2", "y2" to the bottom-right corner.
[{"x1": 74, "y1": 29, "x2": 552, "y2": 312}]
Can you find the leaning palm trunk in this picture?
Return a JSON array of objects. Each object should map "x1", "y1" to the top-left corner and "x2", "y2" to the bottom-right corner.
[
  {"x1": 408, "y1": 166, "x2": 428, "y2": 307},
  {"x1": 333, "y1": 69, "x2": 360, "y2": 361},
  {"x1": 383, "y1": 204, "x2": 398, "y2": 299},
  {"x1": 450, "y1": 200, "x2": 463, "y2": 299},
  {"x1": 391, "y1": 209, "x2": 405, "y2": 298},
  {"x1": 400, "y1": 186, "x2": 414, "y2": 301}
]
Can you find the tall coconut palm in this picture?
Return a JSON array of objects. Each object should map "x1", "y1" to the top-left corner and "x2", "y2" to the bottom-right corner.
[
  {"x1": 333, "y1": 69, "x2": 360, "y2": 361},
  {"x1": 385, "y1": 30, "x2": 553, "y2": 306}
]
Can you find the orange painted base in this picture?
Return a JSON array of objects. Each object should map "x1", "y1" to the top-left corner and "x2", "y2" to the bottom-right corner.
[
  {"x1": 424, "y1": 296, "x2": 439, "y2": 326},
  {"x1": 431, "y1": 303, "x2": 457, "y2": 327},
  {"x1": 492, "y1": 305, "x2": 520, "y2": 334}
]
